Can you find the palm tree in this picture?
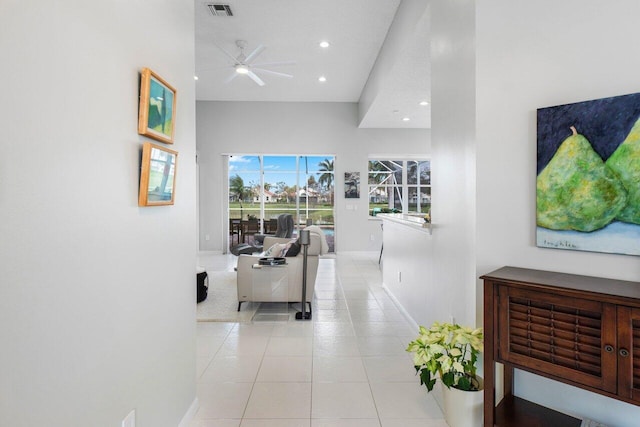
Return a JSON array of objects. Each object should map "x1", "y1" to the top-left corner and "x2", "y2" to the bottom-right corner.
[
  {"x1": 317, "y1": 158, "x2": 334, "y2": 189},
  {"x1": 368, "y1": 160, "x2": 392, "y2": 185},
  {"x1": 317, "y1": 158, "x2": 334, "y2": 204},
  {"x1": 229, "y1": 174, "x2": 249, "y2": 218},
  {"x1": 229, "y1": 174, "x2": 248, "y2": 201}
]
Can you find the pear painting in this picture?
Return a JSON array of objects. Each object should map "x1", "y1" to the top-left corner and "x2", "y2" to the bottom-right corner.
[
  {"x1": 537, "y1": 126, "x2": 627, "y2": 232},
  {"x1": 537, "y1": 92, "x2": 640, "y2": 256},
  {"x1": 606, "y1": 117, "x2": 640, "y2": 225}
]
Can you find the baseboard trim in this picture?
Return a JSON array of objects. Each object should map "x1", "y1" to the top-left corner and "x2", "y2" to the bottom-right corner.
[
  {"x1": 178, "y1": 397, "x2": 198, "y2": 427},
  {"x1": 198, "y1": 250, "x2": 223, "y2": 256},
  {"x1": 382, "y1": 282, "x2": 418, "y2": 331}
]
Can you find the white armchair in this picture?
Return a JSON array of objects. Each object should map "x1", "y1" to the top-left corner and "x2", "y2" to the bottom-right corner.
[{"x1": 236, "y1": 228, "x2": 326, "y2": 312}]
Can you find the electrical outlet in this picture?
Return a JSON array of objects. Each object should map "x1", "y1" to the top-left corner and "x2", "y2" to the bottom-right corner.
[
  {"x1": 122, "y1": 410, "x2": 135, "y2": 427},
  {"x1": 205, "y1": 234, "x2": 210, "y2": 241},
  {"x1": 370, "y1": 234, "x2": 374, "y2": 241}
]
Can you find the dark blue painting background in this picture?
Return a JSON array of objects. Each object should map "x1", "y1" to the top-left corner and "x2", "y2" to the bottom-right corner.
[{"x1": 537, "y1": 92, "x2": 640, "y2": 174}]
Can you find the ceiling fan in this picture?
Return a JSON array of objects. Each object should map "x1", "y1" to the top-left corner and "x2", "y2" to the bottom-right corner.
[{"x1": 216, "y1": 40, "x2": 295, "y2": 86}]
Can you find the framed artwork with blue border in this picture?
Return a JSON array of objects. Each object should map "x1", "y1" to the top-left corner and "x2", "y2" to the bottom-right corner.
[
  {"x1": 138, "y1": 68, "x2": 176, "y2": 144},
  {"x1": 536, "y1": 92, "x2": 640, "y2": 256}
]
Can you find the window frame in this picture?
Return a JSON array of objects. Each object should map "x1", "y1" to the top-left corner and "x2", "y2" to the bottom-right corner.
[
  {"x1": 227, "y1": 154, "x2": 336, "y2": 248},
  {"x1": 368, "y1": 158, "x2": 431, "y2": 216}
]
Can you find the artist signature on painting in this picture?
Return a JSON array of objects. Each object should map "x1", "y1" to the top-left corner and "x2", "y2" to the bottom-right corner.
[{"x1": 542, "y1": 239, "x2": 578, "y2": 249}]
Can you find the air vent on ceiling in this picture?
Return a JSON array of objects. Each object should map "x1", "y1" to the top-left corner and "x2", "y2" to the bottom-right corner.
[{"x1": 207, "y1": 4, "x2": 233, "y2": 17}]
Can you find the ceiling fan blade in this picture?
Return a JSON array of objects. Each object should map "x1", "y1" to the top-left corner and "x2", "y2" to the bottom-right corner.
[
  {"x1": 250, "y1": 60, "x2": 297, "y2": 67},
  {"x1": 198, "y1": 64, "x2": 237, "y2": 71},
  {"x1": 252, "y1": 68, "x2": 293, "y2": 79},
  {"x1": 247, "y1": 70, "x2": 265, "y2": 86},
  {"x1": 224, "y1": 71, "x2": 239, "y2": 84},
  {"x1": 245, "y1": 45, "x2": 265, "y2": 64},
  {"x1": 213, "y1": 42, "x2": 240, "y2": 64}
]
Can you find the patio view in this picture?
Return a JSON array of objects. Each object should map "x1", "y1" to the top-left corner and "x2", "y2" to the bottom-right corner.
[
  {"x1": 228, "y1": 155, "x2": 335, "y2": 252},
  {"x1": 368, "y1": 159, "x2": 431, "y2": 216}
]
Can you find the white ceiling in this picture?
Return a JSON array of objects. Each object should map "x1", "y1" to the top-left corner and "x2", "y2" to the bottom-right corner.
[{"x1": 194, "y1": 0, "x2": 430, "y2": 128}]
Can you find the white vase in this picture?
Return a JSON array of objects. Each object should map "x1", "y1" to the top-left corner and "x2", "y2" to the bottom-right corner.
[{"x1": 442, "y1": 378, "x2": 484, "y2": 427}]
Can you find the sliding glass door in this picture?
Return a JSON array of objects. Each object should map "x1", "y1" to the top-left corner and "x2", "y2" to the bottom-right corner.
[{"x1": 227, "y1": 155, "x2": 335, "y2": 252}]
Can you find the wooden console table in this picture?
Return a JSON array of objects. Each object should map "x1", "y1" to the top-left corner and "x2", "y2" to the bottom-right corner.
[{"x1": 482, "y1": 267, "x2": 640, "y2": 426}]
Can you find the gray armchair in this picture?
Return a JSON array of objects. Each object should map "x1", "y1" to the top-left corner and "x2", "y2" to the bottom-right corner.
[{"x1": 254, "y1": 213, "x2": 294, "y2": 245}]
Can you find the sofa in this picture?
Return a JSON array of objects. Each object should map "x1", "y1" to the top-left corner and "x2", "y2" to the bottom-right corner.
[{"x1": 236, "y1": 227, "x2": 327, "y2": 311}]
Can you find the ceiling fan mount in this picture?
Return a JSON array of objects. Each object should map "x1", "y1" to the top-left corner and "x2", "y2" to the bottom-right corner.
[{"x1": 215, "y1": 39, "x2": 296, "y2": 87}]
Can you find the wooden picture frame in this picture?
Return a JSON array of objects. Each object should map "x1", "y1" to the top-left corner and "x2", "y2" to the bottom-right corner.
[
  {"x1": 139, "y1": 142, "x2": 178, "y2": 206},
  {"x1": 138, "y1": 68, "x2": 177, "y2": 144}
]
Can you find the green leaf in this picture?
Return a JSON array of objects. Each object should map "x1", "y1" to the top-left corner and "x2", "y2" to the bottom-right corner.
[
  {"x1": 419, "y1": 368, "x2": 431, "y2": 385},
  {"x1": 442, "y1": 371, "x2": 455, "y2": 388},
  {"x1": 419, "y1": 368, "x2": 436, "y2": 391},
  {"x1": 456, "y1": 375, "x2": 472, "y2": 391}
]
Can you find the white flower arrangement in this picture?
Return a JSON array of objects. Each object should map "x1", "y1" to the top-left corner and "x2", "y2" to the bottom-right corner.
[{"x1": 406, "y1": 321, "x2": 484, "y2": 391}]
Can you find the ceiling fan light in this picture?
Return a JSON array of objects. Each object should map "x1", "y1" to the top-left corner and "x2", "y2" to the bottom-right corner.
[
  {"x1": 235, "y1": 64, "x2": 249, "y2": 74},
  {"x1": 319, "y1": 41, "x2": 330, "y2": 48},
  {"x1": 318, "y1": 76, "x2": 327, "y2": 82}
]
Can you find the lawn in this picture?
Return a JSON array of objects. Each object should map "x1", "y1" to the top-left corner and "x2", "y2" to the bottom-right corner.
[{"x1": 229, "y1": 201, "x2": 334, "y2": 224}]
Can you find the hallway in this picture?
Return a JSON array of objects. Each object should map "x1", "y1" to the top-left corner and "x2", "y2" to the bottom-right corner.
[{"x1": 191, "y1": 252, "x2": 446, "y2": 426}]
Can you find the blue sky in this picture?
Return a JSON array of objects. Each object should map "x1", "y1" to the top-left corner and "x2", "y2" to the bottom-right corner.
[{"x1": 229, "y1": 155, "x2": 334, "y2": 187}]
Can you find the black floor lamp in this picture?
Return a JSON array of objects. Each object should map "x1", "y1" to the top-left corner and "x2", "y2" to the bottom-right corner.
[{"x1": 295, "y1": 229, "x2": 312, "y2": 320}]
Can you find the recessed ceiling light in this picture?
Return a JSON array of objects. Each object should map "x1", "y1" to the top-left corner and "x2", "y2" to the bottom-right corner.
[
  {"x1": 319, "y1": 41, "x2": 330, "y2": 48},
  {"x1": 318, "y1": 76, "x2": 327, "y2": 82},
  {"x1": 194, "y1": 75, "x2": 199, "y2": 80},
  {"x1": 402, "y1": 117, "x2": 410, "y2": 122},
  {"x1": 392, "y1": 109, "x2": 399, "y2": 114},
  {"x1": 419, "y1": 101, "x2": 429, "y2": 106}
]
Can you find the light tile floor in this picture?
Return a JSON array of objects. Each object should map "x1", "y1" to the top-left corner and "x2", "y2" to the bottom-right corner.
[{"x1": 192, "y1": 252, "x2": 447, "y2": 427}]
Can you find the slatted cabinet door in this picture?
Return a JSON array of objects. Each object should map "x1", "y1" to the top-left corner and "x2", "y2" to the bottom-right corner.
[
  {"x1": 617, "y1": 306, "x2": 640, "y2": 403},
  {"x1": 483, "y1": 267, "x2": 640, "y2": 426},
  {"x1": 498, "y1": 284, "x2": 618, "y2": 393}
]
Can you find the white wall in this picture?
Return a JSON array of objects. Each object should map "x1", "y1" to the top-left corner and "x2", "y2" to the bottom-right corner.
[
  {"x1": 380, "y1": 220, "x2": 438, "y2": 326},
  {"x1": 427, "y1": 0, "x2": 477, "y2": 328},
  {"x1": 196, "y1": 101, "x2": 429, "y2": 252},
  {"x1": 0, "y1": 2, "x2": 197, "y2": 426},
  {"x1": 476, "y1": 0, "x2": 640, "y2": 424}
]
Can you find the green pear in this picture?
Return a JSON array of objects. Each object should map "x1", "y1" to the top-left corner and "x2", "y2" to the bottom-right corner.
[
  {"x1": 537, "y1": 126, "x2": 627, "y2": 232},
  {"x1": 606, "y1": 117, "x2": 640, "y2": 224}
]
